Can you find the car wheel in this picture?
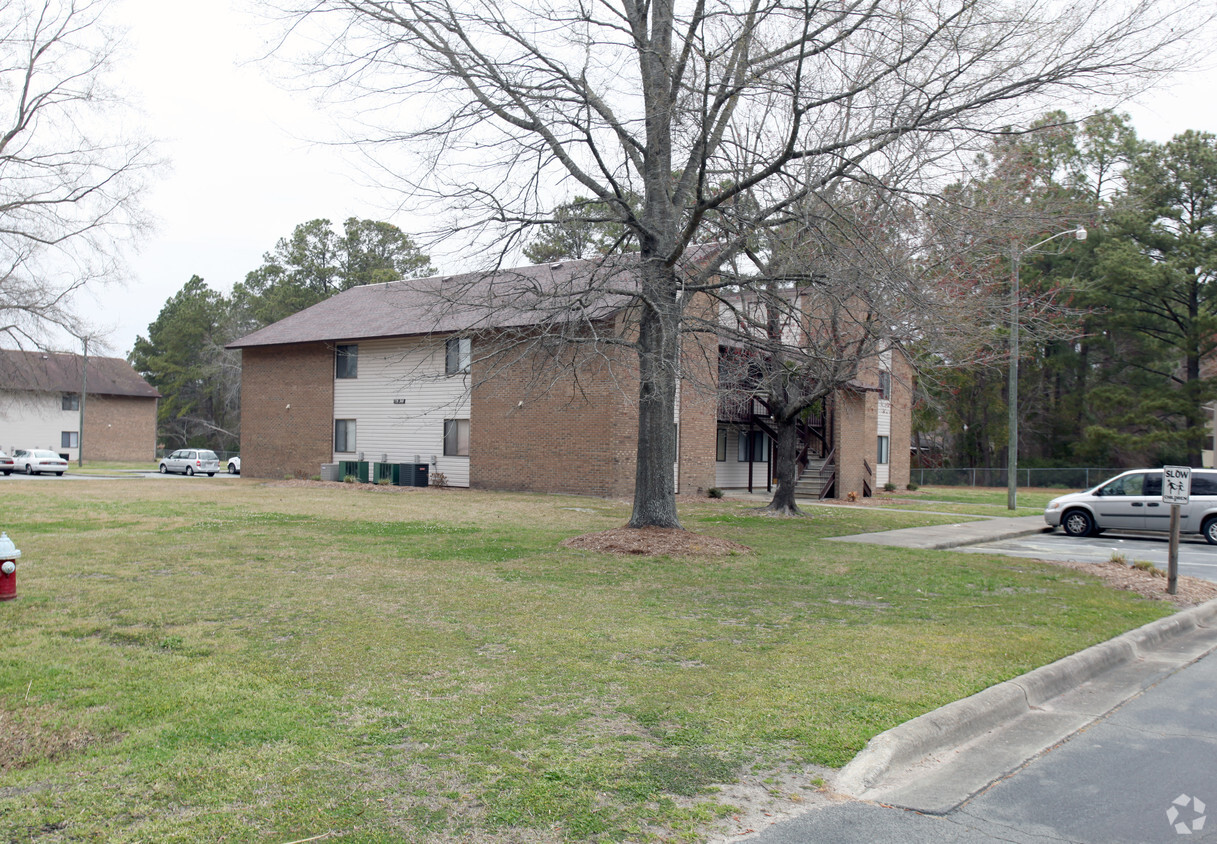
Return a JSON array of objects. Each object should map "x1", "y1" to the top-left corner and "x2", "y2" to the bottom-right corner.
[
  {"x1": 207, "y1": 472, "x2": 215, "y2": 477},
  {"x1": 1062, "y1": 509, "x2": 1095, "y2": 538},
  {"x1": 55, "y1": 472, "x2": 64, "y2": 476},
  {"x1": 228, "y1": 462, "x2": 238, "y2": 474},
  {"x1": 1202, "y1": 517, "x2": 1217, "y2": 546},
  {"x1": 159, "y1": 464, "x2": 168, "y2": 474},
  {"x1": 1, "y1": 471, "x2": 9, "y2": 476},
  {"x1": 186, "y1": 466, "x2": 195, "y2": 476},
  {"x1": 25, "y1": 464, "x2": 34, "y2": 475}
]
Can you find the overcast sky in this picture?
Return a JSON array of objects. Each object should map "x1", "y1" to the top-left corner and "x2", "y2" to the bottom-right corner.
[{"x1": 87, "y1": 0, "x2": 1217, "y2": 359}]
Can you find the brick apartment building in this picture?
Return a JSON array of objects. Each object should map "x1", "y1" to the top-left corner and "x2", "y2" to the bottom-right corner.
[
  {"x1": 228, "y1": 257, "x2": 911, "y2": 498},
  {"x1": 0, "y1": 349, "x2": 160, "y2": 462}
]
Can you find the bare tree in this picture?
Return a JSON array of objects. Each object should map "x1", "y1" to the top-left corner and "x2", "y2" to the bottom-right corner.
[
  {"x1": 269, "y1": 0, "x2": 1206, "y2": 528},
  {"x1": 0, "y1": 0, "x2": 153, "y2": 351}
]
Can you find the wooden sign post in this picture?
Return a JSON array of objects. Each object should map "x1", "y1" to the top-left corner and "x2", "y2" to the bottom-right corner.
[{"x1": 1163, "y1": 466, "x2": 1191, "y2": 596}]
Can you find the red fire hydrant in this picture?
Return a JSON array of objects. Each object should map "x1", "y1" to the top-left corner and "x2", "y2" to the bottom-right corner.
[{"x1": 0, "y1": 532, "x2": 20, "y2": 601}]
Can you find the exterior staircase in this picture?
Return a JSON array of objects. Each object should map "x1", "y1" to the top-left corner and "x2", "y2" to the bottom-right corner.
[{"x1": 794, "y1": 456, "x2": 834, "y2": 499}]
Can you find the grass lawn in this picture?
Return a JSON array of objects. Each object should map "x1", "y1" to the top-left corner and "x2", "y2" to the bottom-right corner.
[
  {"x1": 0, "y1": 480, "x2": 1170, "y2": 842},
  {"x1": 873, "y1": 485, "x2": 1067, "y2": 516}
]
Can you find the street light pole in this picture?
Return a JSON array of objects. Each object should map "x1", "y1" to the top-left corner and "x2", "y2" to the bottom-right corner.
[{"x1": 1007, "y1": 225, "x2": 1087, "y2": 511}]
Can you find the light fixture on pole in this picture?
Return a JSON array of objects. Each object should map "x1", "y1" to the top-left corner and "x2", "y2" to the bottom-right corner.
[{"x1": 1008, "y1": 225, "x2": 1087, "y2": 511}]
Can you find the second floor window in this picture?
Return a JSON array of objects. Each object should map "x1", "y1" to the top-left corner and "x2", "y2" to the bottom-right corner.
[
  {"x1": 62, "y1": 393, "x2": 79, "y2": 411},
  {"x1": 446, "y1": 337, "x2": 471, "y2": 375},
  {"x1": 336, "y1": 344, "x2": 358, "y2": 379}
]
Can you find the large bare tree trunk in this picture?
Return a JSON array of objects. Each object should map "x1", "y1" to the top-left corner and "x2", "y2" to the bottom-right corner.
[
  {"x1": 765, "y1": 411, "x2": 803, "y2": 516},
  {"x1": 628, "y1": 256, "x2": 682, "y2": 529}
]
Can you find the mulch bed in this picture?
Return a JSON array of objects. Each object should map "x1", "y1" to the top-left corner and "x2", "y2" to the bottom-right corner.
[
  {"x1": 561, "y1": 527, "x2": 751, "y2": 557},
  {"x1": 1037, "y1": 557, "x2": 1217, "y2": 608}
]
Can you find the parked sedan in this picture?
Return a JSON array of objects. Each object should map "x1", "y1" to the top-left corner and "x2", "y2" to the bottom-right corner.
[
  {"x1": 158, "y1": 449, "x2": 220, "y2": 477},
  {"x1": 227, "y1": 455, "x2": 240, "y2": 475},
  {"x1": 13, "y1": 449, "x2": 68, "y2": 476},
  {"x1": 0, "y1": 450, "x2": 14, "y2": 475},
  {"x1": 1044, "y1": 468, "x2": 1217, "y2": 544}
]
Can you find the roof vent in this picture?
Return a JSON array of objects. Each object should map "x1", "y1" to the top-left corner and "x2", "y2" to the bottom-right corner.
[{"x1": 550, "y1": 262, "x2": 563, "y2": 269}]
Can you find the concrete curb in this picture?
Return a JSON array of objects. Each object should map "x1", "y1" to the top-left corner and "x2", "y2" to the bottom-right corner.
[
  {"x1": 926, "y1": 524, "x2": 1050, "y2": 551},
  {"x1": 835, "y1": 597, "x2": 1217, "y2": 796}
]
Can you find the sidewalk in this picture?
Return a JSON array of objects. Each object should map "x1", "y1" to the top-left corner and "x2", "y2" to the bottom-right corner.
[{"x1": 721, "y1": 489, "x2": 1049, "y2": 550}]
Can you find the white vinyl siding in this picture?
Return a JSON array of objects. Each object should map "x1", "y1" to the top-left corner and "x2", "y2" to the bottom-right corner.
[
  {"x1": 332, "y1": 337, "x2": 472, "y2": 487},
  {"x1": 715, "y1": 427, "x2": 770, "y2": 488},
  {"x1": 876, "y1": 350, "x2": 892, "y2": 486},
  {"x1": 0, "y1": 390, "x2": 80, "y2": 462}
]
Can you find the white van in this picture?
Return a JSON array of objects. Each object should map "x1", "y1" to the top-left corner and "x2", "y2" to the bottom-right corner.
[{"x1": 1044, "y1": 469, "x2": 1217, "y2": 544}]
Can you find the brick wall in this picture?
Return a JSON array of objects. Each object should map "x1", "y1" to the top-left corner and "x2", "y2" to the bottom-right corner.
[
  {"x1": 832, "y1": 354, "x2": 878, "y2": 498},
  {"x1": 470, "y1": 331, "x2": 639, "y2": 497},
  {"x1": 239, "y1": 343, "x2": 334, "y2": 479},
  {"x1": 677, "y1": 314, "x2": 718, "y2": 498},
  {"x1": 84, "y1": 395, "x2": 157, "y2": 461}
]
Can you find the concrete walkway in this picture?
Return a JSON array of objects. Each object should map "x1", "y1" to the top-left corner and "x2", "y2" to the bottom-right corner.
[{"x1": 828, "y1": 514, "x2": 1048, "y2": 550}]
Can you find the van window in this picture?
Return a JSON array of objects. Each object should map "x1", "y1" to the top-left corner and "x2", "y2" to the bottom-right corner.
[
  {"x1": 1143, "y1": 474, "x2": 1162, "y2": 496},
  {"x1": 1100, "y1": 473, "x2": 1148, "y2": 496},
  {"x1": 1193, "y1": 474, "x2": 1217, "y2": 496}
]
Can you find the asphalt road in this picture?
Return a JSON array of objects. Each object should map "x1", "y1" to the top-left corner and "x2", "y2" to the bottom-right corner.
[
  {"x1": 749, "y1": 647, "x2": 1217, "y2": 843},
  {"x1": 963, "y1": 530, "x2": 1217, "y2": 583}
]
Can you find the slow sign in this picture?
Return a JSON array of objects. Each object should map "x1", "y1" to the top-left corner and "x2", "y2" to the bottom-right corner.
[{"x1": 1164, "y1": 465, "x2": 1192, "y2": 505}]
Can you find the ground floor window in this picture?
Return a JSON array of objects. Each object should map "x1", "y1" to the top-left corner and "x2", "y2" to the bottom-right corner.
[
  {"x1": 738, "y1": 430, "x2": 769, "y2": 462},
  {"x1": 335, "y1": 419, "x2": 356, "y2": 453},
  {"x1": 716, "y1": 429, "x2": 727, "y2": 462},
  {"x1": 877, "y1": 435, "x2": 890, "y2": 465},
  {"x1": 61, "y1": 431, "x2": 79, "y2": 449},
  {"x1": 444, "y1": 419, "x2": 470, "y2": 456}
]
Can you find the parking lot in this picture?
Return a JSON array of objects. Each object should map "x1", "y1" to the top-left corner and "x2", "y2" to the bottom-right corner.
[{"x1": 964, "y1": 529, "x2": 1217, "y2": 583}]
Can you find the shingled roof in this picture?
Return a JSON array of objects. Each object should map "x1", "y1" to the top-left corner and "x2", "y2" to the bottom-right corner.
[
  {"x1": 0, "y1": 349, "x2": 161, "y2": 398},
  {"x1": 227, "y1": 255, "x2": 647, "y2": 349}
]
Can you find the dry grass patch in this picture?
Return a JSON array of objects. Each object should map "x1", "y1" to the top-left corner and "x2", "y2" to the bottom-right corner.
[{"x1": 0, "y1": 705, "x2": 95, "y2": 771}]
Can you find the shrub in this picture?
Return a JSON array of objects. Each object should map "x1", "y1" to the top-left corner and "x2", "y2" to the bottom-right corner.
[
  {"x1": 906, "y1": 482, "x2": 919, "y2": 491},
  {"x1": 707, "y1": 487, "x2": 724, "y2": 499},
  {"x1": 430, "y1": 472, "x2": 449, "y2": 489},
  {"x1": 884, "y1": 482, "x2": 897, "y2": 492},
  {"x1": 343, "y1": 475, "x2": 358, "y2": 484}
]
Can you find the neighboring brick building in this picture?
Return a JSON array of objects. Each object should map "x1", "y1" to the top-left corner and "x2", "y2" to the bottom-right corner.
[
  {"x1": 0, "y1": 349, "x2": 160, "y2": 462},
  {"x1": 228, "y1": 256, "x2": 911, "y2": 498}
]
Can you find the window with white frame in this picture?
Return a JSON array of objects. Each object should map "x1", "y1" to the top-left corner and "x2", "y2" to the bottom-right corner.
[
  {"x1": 61, "y1": 431, "x2": 79, "y2": 449},
  {"x1": 335, "y1": 344, "x2": 358, "y2": 379},
  {"x1": 334, "y1": 419, "x2": 357, "y2": 452},
  {"x1": 877, "y1": 435, "x2": 890, "y2": 464},
  {"x1": 445, "y1": 337, "x2": 471, "y2": 375},
  {"x1": 444, "y1": 419, "x2": 470, "y2": 456}
]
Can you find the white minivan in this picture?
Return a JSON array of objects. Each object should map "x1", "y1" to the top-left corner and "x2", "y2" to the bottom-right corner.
[{"x1": 1044, "y1": 469, "x2": 1217, "y2": 544}]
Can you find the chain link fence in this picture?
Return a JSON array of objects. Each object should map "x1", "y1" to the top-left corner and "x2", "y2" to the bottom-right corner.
[{"x1": 912, "y1": 467, "x2": 1123, "y2": 490}]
